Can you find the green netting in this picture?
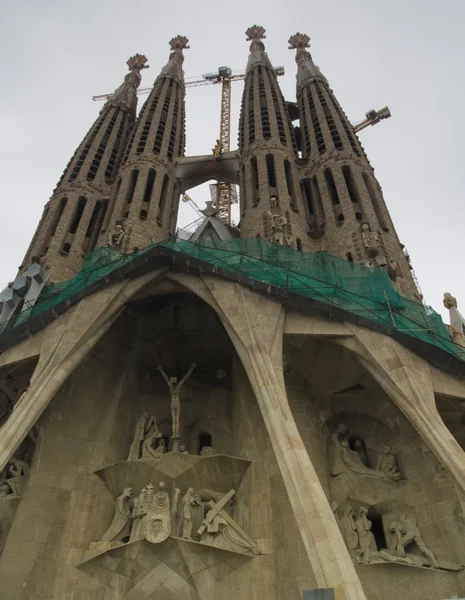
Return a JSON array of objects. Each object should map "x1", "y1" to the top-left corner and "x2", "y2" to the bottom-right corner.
[{"x1": 6, "y1": 237, "x2": 465, "y2": 362}]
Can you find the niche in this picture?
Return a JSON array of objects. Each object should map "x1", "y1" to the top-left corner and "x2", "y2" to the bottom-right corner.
[{"x1": 198, "y1": 432, "x2": 212, "y2": 454}]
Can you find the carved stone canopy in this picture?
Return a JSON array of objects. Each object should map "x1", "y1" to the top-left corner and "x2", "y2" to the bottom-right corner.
[
  {"x1": 444, "y1": 292, "x2": 458, "y2": 309},
  {"x1": 126, "y1": 54, "x2": 150, "y2": 74},
  {"x1": 169, "y1": 35, "x2": 190, "y2": 53},
  {"x1": 246, "y1": 25, "x2": 266, "y2": 42},
  {"x1": 288, "y1": 32, "x2": 310, "y2": 50}
]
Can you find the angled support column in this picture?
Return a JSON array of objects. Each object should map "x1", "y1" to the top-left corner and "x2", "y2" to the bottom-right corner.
[
  {"x1": 166, "y1": 272, "x2": 367, "y2": 600},
  {"x1": 335, "y1": 326, "x2": 465, "y2": 495},
  {"x1": 0, "y1": 269, "x2": 168, "y2": 471}
]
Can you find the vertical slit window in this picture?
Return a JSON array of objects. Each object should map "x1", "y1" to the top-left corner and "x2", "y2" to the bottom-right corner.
[
  {"x1": 258, "y1": 67, "x2": 271, "y2": 139},
  {"x1": 158, "y1": 175, "x2": 169, "y2": 225},
  {"x1": 87, "y1": 108, "x2": 118, "y2": 180},
  {"x1": 266, "y1": 154, "x2": 276, "y2": 188},
  {"x1": 69, "y1": 196, "x2": 87, "y2": 234},
  {"x1": 105, "y1": 112, "x2": 128, "y2": 180},
  {"x1": 363, "y1": 173, "x2": 388, "y2": 231},
  {"x1": 327, "y1": 93, "x2": 360, "y2": 156},
  {"x1": 140, "y1": 169, "x2": 156, "y2": 218},
  {"x1": 325, "y1": 168, "x2": 344, "y2": 223},
  {"x1": 68, "y1": 109, "x2": 109, "y2": 182},
  {"x1": 299, "y1": 95, "x2": 311, "y2": 157},
  {"x1": 342, "y1": 165, "x2": 363, "y2": 220},
  {"x1": 296, "y1": 238, "x2": 302, "y2": 251},
  {"x1": 153, "y1": 80, "x2": 173, "y2": 155},
  {"x1": 136, "y1": 86, "x2": 163, "y2": 155},
  {"x1": 311, "y1": 176, "x2": 325, "y2": 230},
  {"x1": 284, "y1": 160, "x2": 296, "y2": 209},
  {"x1": 123, "y1": 170, "x2": 139, "y2": 218},
  {"x1": 251, "y1": 156, "x2": 259, "y2": 206},
  {"x1": 50, "y1": 197, "x2": 68, "y2": 238},
  {"x1": 302, "y1": 178, "x2": 315, "y2": 218},
  {"x1": 240, "y1": 165, "x2": 247, "y2": 215},
  {"x1": 248, "y1": 73, "x2": 256, "y2": 145}
]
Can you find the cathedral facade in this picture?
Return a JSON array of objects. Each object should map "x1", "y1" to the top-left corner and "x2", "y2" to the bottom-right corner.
[{"x1": 0, "y1": 26, "x2": 465, "y2": 600}]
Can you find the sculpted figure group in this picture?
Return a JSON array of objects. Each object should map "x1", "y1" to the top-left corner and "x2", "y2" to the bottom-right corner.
[
  {"x1": 0, "y1": 458, "x2": 30, "y2": 498},
  {"x1": 93, "y1": 482, "x2": 255, "y2": 556}
]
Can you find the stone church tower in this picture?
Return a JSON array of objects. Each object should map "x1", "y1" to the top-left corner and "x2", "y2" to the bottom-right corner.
[{"x1": 0, "y1": 27, "x2": 465, "y2": 600}]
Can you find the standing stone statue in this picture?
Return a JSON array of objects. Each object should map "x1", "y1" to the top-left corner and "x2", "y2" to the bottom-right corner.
[
  {"x1": 141, "y1": 418, "x2": 164, "y2": 459},
  {"x1": 337, "y1": 505, "x2": 358, "y2": 558},
  {"x1": 105, "y1": 224, "x2": 125, "y2": 249},
  {"x1": 144, "y1": 481, "x2": 171, "y2": 544},
  {"x1": 170, "y1": 487, "x2": 182, "y2": 536},
  {"x1": 376, "y1": 444, "x2": 400, "y2": 479},
  {"x1": 128, "y1": 413, "x2": 152, "y2": 460},
  {"x1": 181, "y1": 487, "x2": 200, "y2": 540},
  {"x1": 389, "y1": 514, "x2": 438, "y2": 566},
  {"x1": 354, "y1": 506, "x2": 377, "y2": 563},
  {"x1": 96, "y1": 487, "x2": 133, "y2": 543},
  {"x1": 158, "y1": 363, "x2": 196, "y2": 443}
]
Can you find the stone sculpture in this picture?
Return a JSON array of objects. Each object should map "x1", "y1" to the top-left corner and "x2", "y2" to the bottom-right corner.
[
  {"x1": 181, "y1": 487, "x2": 200, "y2": 539},
  {"x1": 200, "y1": 445, "x2": 218, "y2": 456},
  {"x1": 354, "y1": 506, "x2": 377, "y2": 563},
  {"x1": 171, "y1": 487, "x2": 182, "y2": 536},
  {"x1": 267, "y1": 197, "x2": 291, "y2": 247},
  {"x1": 105, "y1": 224, "x2": 125, "y2": 249},
  {"x1": 158, "y1": 363, "x2": 196, "y2": 442},
  {"x1": 97, "y1": 487, "x2": 133, "y2": 543},
  {"x1": 212, "y1": 139, "x2": 223, "y2": 158},
  {"x1": 443, "y1": 292, "x2": 457, "y2": 309},
  {"x1": 145, "y1": 481, "x2": 171, "y2": 543},
  {"x1": 140, "y1": 418, "x2": 164, "y2": 459},
  {"x1": 337, "y1": 505, "x2": 358, "y2": 558},
  {"x1": 376, "y1": 445, "x2": 400, "y2": 478},
  {"x1": 388, "y1": 514, "x2": 438, "y2": 566},
  {"x1": 0, "y1": 458, "x2": 30, "y2": 497},
  {"x1": 328, "y1": 424, "x2": 400, "y2": 481},
  {"x1": 128, "y1": 413, "x2": 151, "y2": 460},
  {"x1": 361, "y1": 223, "x2": 381, "y2": 258},
  {"x1": 179, "y1": 445, "x2": 189, "y2": 454}
]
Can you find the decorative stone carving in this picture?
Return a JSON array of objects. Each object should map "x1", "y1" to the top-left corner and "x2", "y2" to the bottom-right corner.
[
  {"x1": 106, "y1": 54, "x2": 149, "y2": 117},
  {"x1": 376, "y1": 444, "x2": 400, "y2": 479},
  {"x1": 128, "y1": 412, "x2": 150, "y2": 460},
  {"x1": 96, "y1": 487, "x2": 133, "y2": 543},
  {"x1": 328, "y1": 424, "x2": 400, "y2": 481},
  {"x1": 105, "y1": 224, "x2": 125, "y2": 249},
  {"x1": 354, "y1": 506, "x2": 377, "y2": 563},
  {"x1": 388, "y1": 514, "x2": 438, "y2": 566},
  {"x1": 145, "y1": 481, "x2": 171, "y2": 544},
  {"x1": 0, "y1": 458, "x2": 30, "y2": 497},
  {"x1": 444, "y1": 292, "x2": 458, "y2": 309},
  {"x1": 181, "y1": 487, "x2": 200, "y2": 539},
  {"x1": 140, "y1": 416, "x2": 164, "y2": 459},
  {"x1": 158, "y1": 363, "x2": 196, "y2": 441},
  {"x1": 179, "y1": 445, "x2": 189, "y2": 455},
  {"x1": 361, "y1": 222, "x2": 381, "y2": 259},
  {"x1": 266, "y1": 197, "x2": 292, "y2": 247},
  {"x1": 212, "y1": 139, "x2": 223, "y2": 158},
  {"x1": 200, "y1": 446, "x2": 218, "y2": 456},
  {"x1": 171, "y1": 487, "x2": 182, "y2": 536}
]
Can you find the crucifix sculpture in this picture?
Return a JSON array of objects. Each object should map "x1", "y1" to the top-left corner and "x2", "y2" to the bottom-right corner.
[{"x1": 157, "y1": 363, "x2": 196, "y2": 447}]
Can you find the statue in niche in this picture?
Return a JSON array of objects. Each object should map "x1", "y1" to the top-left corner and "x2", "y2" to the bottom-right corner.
[
  {"x1": 145, "y1": 481, "x2": 171, "y2": 543},
  {"x1": 105, "y1": 223, "x2": 125, "y2": 249},
  {"x1": 181, "y1": 487, "x2": 200, "y2": 539},
  {"x1": 96, "y1": 487, "x2": 133, "y2": 543},
  {"x1": 388, "y1": 514, "x2": 438, "y2": 566},
  {"x1": 361, "y1": 222, "x2": 381, "y2": 258},
  {"x1": 129, "y1": 484, "x2": 155, "y2": 542},
  {"x1": 337, "y1": 505, "x2": 358, "y2": 558},
  {"x1": 354, "y1": 506, "x2": 377, "y2": 563},
  {"x1": 328, "y1": 424, "x2": 400, "y2": 481},
  {"x1": 179, "y1": 445, "x2": 189, "y2": 455},
  {"x1": 376, "y1": 444, "x2": 400, "y2": 479},
  {"x1": 0, "y1": 458, "x2": 30, "y2": 497},
  {"x1": 158, "y1": 363, "x2": 196, "y2": 443}
]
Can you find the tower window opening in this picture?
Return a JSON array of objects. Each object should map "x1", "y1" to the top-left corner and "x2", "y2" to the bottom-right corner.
[
  {"x1": 87, "y1": 109, "x2": 118, "y2": 181},
  {"x1": 61, "y1": 242, "x2": 71, "y2": 254},
  {"x1": 50, "y1": 197, "x2": 68, "y2": 238},
  {"x1": 158, "y1": 174, "x2": 169, "y2": 225},
  {"x1": 251, "y1": 156, "x2": 259, "y2": 205},
  {"x1": 136, "y1": 86, "x2": 162, "y2": 155},
  {"x1": 105, "y1": 112, "x2": 128, "y2": 180},
  {"x1": 315, "y1": 82, "x2": 342, "y2": 150},
  {"x1": 258, "y1": 69, "x2": 271, "y2": 139},
  {"x1": 69, "y1": 196, "x2": 87, "y2": 234},
  {"x1": 269, "y1": 83, "x2": 287, "y2": 145},
  {"x1": 85, "y1": 199, "x2": 108, "y2": 253},
  {"x1": 363, "y1": 172, "x2": 388, "y2": 231},
  {"x1": 301, "y1": 178, "x2": 314, "y2": 224},
  {"x1": 85, "y1": 201, "x2": 102, "y2": 240},
  {"x1": 266, "y1": 154, "x2": 276, "y2": 188},
  {"x1": 198, "y1": 432, "x2": 212, "y2": 454},
  {"x1": 327, "y1": 94, "x2": 361, "y2": 156},
  {"x1": 346, "y1": 252, "x2": 353, "y2": 262},
  {"x1": 240, "y1": 164, "x2": 247, "y2": 215},
  {"x1": 342, "y1": 165, "x2": 360, "y2": 204},
  {"x1": 69, "y1": 110, "x2": 108, "y2": 181},
  {"x1": 122, "y1": 169, "x2": 139, "y2": 218},
  {"x1": 299, "y1": 95, "x2": 311, "y2": 157},
  {"x1": 324, "y1": 169, "x2": 340, "y2": 206},
  {"x1": 284, "y1": 160, "x2": 297, "y2": 209},
  {"x1": 140, "y1": 168, "x2": 156, "y2": 218},
  {"x1": 296, "y1": 238, "x2": 302, "y2": 251}
]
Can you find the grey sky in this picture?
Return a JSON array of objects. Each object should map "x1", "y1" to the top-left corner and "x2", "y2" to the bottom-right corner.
[{"x1": 1, "y1": 0, "x2": 464, "y2": 322}]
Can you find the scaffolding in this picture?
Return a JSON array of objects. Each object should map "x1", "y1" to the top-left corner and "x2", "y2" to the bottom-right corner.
[{"x1": 2, "y1": 238, "x2": 464, "y2": 364}]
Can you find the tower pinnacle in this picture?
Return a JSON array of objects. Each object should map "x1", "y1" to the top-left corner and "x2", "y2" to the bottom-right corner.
[
  {"x1": 106, "y1": 54, "x2": 149, "y2": 119},
  {"x1": 156, "y1": 35, "x2": 190, "y2": 84},
  {"x1": 245, "y1": 25, "x2": 273, "y2": 73},
  {"x1": 288, "y1": 32, "x2": 327, "y2": 89}
]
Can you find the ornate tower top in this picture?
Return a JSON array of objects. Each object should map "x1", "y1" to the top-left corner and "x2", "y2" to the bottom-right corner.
[
  {"x1": 245, "y1": 25, "x2": 273, "y2": 73},
  {"x1": 156, "y1": 35, "x2": 190, "y2": 83},
  {"x1": 106, "y1": 54, "x2": 149, "y2": 117},
  {"x1": 288, "y1": 32, "x2": 327, "y2": 89}
]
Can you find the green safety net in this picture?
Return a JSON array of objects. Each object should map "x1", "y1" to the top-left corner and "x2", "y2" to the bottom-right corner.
[{"x1": 6, "y1": 237, "x2": 465, "y2": 362}]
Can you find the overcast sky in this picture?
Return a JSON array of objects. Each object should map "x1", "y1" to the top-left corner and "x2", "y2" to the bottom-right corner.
[{"x1": 0, "y1": 0, "x2": 463, "y2": 321}]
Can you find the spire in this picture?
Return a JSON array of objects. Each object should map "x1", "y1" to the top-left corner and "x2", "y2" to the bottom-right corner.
[
  {"x1": 156, "y1": 35, "x2": 190, "y2": 84},
  {"x1": 288, "y1": 33, "x2": 327, "y2": 90},
  {"x1": 245, "y1": 25, "x2": 273, "y2": 73},
  {"x1": 106, "y1": 54, "x2": 149, "y2": 119}
]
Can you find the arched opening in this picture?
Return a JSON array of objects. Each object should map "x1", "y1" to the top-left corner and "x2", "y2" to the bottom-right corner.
[
  {"x1": 284, "y1": 160, "x2": 297, "y2": 210},
  {"x1": 251, "y1": 156, "x2": 259, "y2": 206},
  {"x1": 198, "y1": 432, "x2": 212, "y2": 454},
  {"x1": 158, "y1": 174, "x2": 169, "y2": 225},
  {"x1": 266, "y1": 154, "x2": 276, "y2": 188},
  {"x1": 122, "y1": 169, "x2": 139, "y2": 219},
  {"x1": 140, "y1": 168, "x2": 156, "y2": 219}
]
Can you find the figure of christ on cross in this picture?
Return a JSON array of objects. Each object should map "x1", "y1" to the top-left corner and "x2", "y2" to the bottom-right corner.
[{"x1": 157, "y1": 363, "x2": 196, "y2": 442}]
